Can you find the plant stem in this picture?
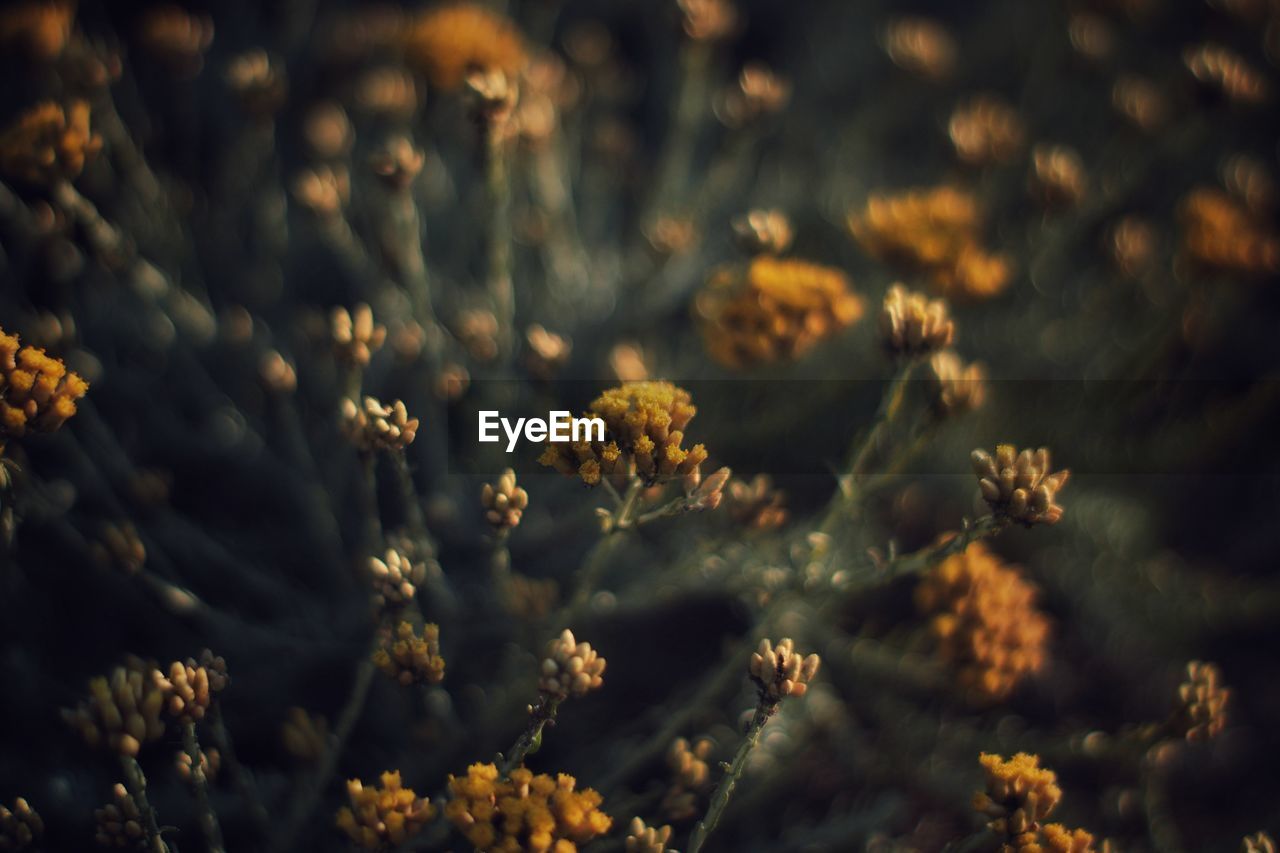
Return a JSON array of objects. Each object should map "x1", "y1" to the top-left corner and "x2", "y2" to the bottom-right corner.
[
  {"x1": 119, "y1": 754, "x2": 170, "y2": 853},
  {"x1": 207, "y1": 702, "x2": 271, "y2": 837},
  {"x1": 499, "y1": 694, "x2": 562, "y2": 776},
  {"x1": 484, "y1": 120, "x2": 514, "y2": 360},
  {"x1": 687, "y1": 701, "x2": 775, "y2": 853},
  {"x1": 886, "y1": 514, "x2": 1007, "y2": 578},
  {"x1": 180, "y1": 721, "x2": 225, "y2": 853},
  {"x1": 570, "y1": 477, "x2": 644, "y2": 608}
]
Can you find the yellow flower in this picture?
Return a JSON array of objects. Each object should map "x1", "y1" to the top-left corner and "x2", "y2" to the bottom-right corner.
[
  {"x1": 403, "y1": 4, "x2": 526, "y2": 91},
  {"x1": 336, "y1": 770, "x2": 436, "y2": 850},
  {"x1": 973, "y1": 752, "x2": 1061, "y2": 839},
  {"x1": 0, "y1": 100, "x2": 101, "y2": 186},
  {"x1": 445, "y1": 763, "x2": 611, "y2": 852},
  {"x1": 695, "y1": 256, "x2": 863, "y2": 368},
  {"x1": 373, "y1": 622, "x2": 446, "y2": 687}
]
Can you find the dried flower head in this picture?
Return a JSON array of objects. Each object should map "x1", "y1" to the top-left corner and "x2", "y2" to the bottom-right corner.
[
  {"x1": 731, "y1": 208, "x2": 793, "y2": 255},
  {"x1": 370, "y1": 136, "x2": 425, "y2": 192},
  {"x1": 137, "y1": 5, "x2": 214, "y2": 76},
  {"x1": 1184, "y1": 43, "x2": 1269, "y2": 104},
  {"x1": 1112, "y1": 75, "x2": 1168, "y2": 132},
  {"x1": 281, "y1": 707, "x2": 329, "y2": 763},
  {"x1": 524, "y1": 324, "x2": 572, "y2": 380},
  {"x1": 540, "y1": 629, "x2": 606, "y2": 699},
  {"x1": 974, "y1": 753, "x2": 1062, "y2": 840},
  {"x1": 625, "y1": 817, "x2": 675, "y2": 853},
  {"x1": 880, "y1": 284, "x2": 955, "y2": 357},
  {"x1": 373, "y1": 621, "x2": 446, "y2": 687},
  {"x1": 924, "y1": 350, "x2": 984, "y2": 418},
  {"x1": 445, "y1": 763, "x2": 612, "y2": 851},
  {"x1": 482, "y1": 468, "x2": 529, "y2": 531},
  {"x1": 1030, "y1": 144, "x2": 1088, "y2": 209},
  {"x1": 697, "y1": 256, "x2": 864, "y2": 368},
  {"x1": 916, "y1": 543, "x2": 1049, "y2": 703},
  {"x1": 749, "y1": 637, "x2": 820, "y2": 703},
  {"x1": 948, "y1": 95, "x2": 1025, "y2": 167},
  {"x1": 1175, "y1": 660, "x2": 1229, "y2": 741},
  {"x1": 883, "y1": 17, "x2": 956, "y2": 80},
  {"x1": 717, "y1": 63, "x2": 791, "y2": 127},
  {"x1": 0, "y1": 100, "x2": 101, "y2": 186},
  {"x1": 225, "y1": 49, "x2": 287, "y2": 117},
  {"x1": 175, "y1": 747, "x2": 220, "y2": 783},
  {"x1": 1107, "y1": 216, "x2": 1157, "y2": 278},
  {"x1": 341, "y1": 397, "x2": 419, "y2": 453},
  {"x1": 63, "y1": 659, "x2": 168, "y2": 756},
  {"x1": 336, "y1": 770, "x2": 436, "y2": 850},
  {"x1": 971, "y1": 445, "x2": 1069, "y2": 526},
  {"x1": 728, "y1": 475, "x2": 788, "y2": 530},
  {"x1": 366, "y1": 547, "x2": 426, "y2": 609},
  {"x1": 678, "y1": 0, "x2": 737, "y2": 41},
  {"x1": 332, "y1": 305, "x2": 385, "y2": 368},
  {"x1": 848, "y1": 186, "x2": 1012, "y2": 300},
  {"x1": 540, "y1": 381, "x2": 708, "y2": 487},
  {"x1": 0, "y1": 1, "x2": 75, "y2": 59},
  {"x1": 94, "y1": 783, "x2": 146, "y2": 849},
  {"x1": 1243, "y1": 832, "x2": 1277, "y2": 853},
  {"x1": 404, "y1": 4, "x2": 526, "y2": 91},
  {"x1": 1179, "y1": 187, "x2": 1279, "y2": 276},
  {"x1": 0, "y1": 797, "x2": 43, "y2": 851},
  {"x1": 153, "y1": 651, "x2": 228, "y2": 724}
]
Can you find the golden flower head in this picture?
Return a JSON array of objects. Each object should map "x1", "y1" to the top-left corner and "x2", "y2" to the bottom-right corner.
[
  {"x1": 697, "y1": 256, "x2": 864, "y2": 368},
  {"x1": 336, "y1": 770, "x2": 436, "y2": 850},
  {"x1": 1040, "y1": 823, "x2": 1098, "y2": 852},
  {"x1": 1178, "y1": 187, "x2": 1279, "y2": 276},
  {"x1": 482, "y1": 468, "x2": 529, "y2": 531},
  {"x1": 916, "y1": 542, "x2": 1049, "y2": 703},
  {"x1": 374, "y1": 622, "x2": 445, "y2": 686},
  {"x1": 948, "y1": 95, "x2": 1025, "y2": 167},
  {"x1": 341, "y1": 396, "x2": 419, "y2": 453},
  {"x1": 0, "y1": 797, "x2": 43, "y2": 851},
  {"x1": 1175, "y1": 660, "x2": 1229, "y2": 742},
  {"x1": 539, "y1": 381, "x2": 709, "y2": 487},
  {"x1": 927, "y1": 350, "x2": 986, "y2": 418},
  {"x1": 731, "y1": 208, "x2": 793, "y2": 256},
  {"x1": 883, "y1": 16, "x2": 956, "y2": 80},
  {"x1": 879, "y1": 284, "x2": 955, "y2": 357},
  {"x1": 749, "y1": 637, "x2": 820, "y2": 703},
  {"x1": 1030, "y1": 144, "x2": 1088, "y2": 209},
  {"x1": 540, "y1": 628, "x2": 606, "y2": 699},
  {"x1": 152, "y1": 651, "x2": 228, "y2": 724},
  {"x1": 0, "y1": 100, "x2": 101, "y2": 186},
  {"x1": 332, "y1": 304, "x2": 385, "y2": 368},
  {"x1": 94, "y1": 783, "x2": 146, "y2": 849},
  {"x1": 404, "y1": 4, "x2": 525, "y2": 91},
  {"x1": 0, "y1": 325, "x2": 90, "y2": 448},
  {"x1": 444, "y1": 763, "x2": 612, "y2": 852},
  {"x1": 63, "y1": 659, "x2": 168, "y2": 756},
  {"x1": 971, "y1": 445, "x2": 1069, "y2": 526},
  {"x1": 281, "y1": 707, "x2": 329, "y2": 763},
  {"x1": 727, "y1": 474, "x2": 788, "y2": 530},
  {"x1": 0, "y1": 1, "x2": 75, "y2": 60},
  {"x1": 973, "y1": 752, "x2": 1062, "y2": 838},
  {"x1": 1184, "y1": 43, "x2": 1269, "y2": 105},
  {"x1": 367, "y1": 547, "x2": 425, "y2": 609},
  {"x1": 524, "y1": 324, "x2": 572, "y2": 381},
  {"x1": 625, "y1": 817, "x2": 674, "y2": 853}
]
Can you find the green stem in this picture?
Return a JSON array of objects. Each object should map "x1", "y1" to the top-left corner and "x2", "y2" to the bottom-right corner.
[
  {"x1": 570, "y1": 478, "x2": 644, "y2": 608},
  {"x1": 119, "y1": 755, "x2": 169, "y2": 853},
  {"x1": 207, "y1": 702, "x2": 271, "y2": 837},
  {"x1": 687, "y1": 702, "x2": 775, "y2": 853},
  {"x1": 181, "y1": 721, "x2": 225, "y2": 853},
  {"x1": 885, "y1": 514, "x2": 1007, "y2": 579},
  {"x1": 499, "y1": 695, "x2": 562, "y2": 776}
]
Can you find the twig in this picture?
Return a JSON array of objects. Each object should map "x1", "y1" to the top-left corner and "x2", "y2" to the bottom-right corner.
[
  {"x1": 120, "y1": 754, "x2": 170, "y2": 853},
  {"x1": 498, "y1": 694, "x2": 563, "y2": 776},
  {"x1": 687, "y1": 701, "x2": 775, "y2": 853},
  {"x1": 180, "y1": 721, "x2": 225, "y2": 853}
]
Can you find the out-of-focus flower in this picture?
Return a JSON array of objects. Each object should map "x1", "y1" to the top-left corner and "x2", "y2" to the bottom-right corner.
[
  {"x1": 1179, "y1": 187, "x2": 1279, "y2": 275},
  {"x1": 94, "y1": 783, "x2": 146, "y2": 849},
  {"x1": 973, "y1": 753, "x2": 1062, "y2": 839},
  {"x1": 948, "y1": 95, "x2": 1025, "y2": 167},
  {"x1": 927, "y1": 350, "x2": 986, "y2": 418},
  {"x1": 0, "y1": 1, "x2": 74, "y2": 60},
  {"x1": 503, "y1": 573, "x2": 558, "y2": 621},
  {"x1": 880, "y1": 284, "x2": 955, "y2": 357},
  {"x1": 370, "y1": 136, "x2": 425, "y2": 192},
  {"x1": 1111, "y1": 76, "x2": 1168, "y2": 132},
  {"x1": 404, "y1": 4, "x2": 526, "y2": 91},
  {"x1": 883, "y1": 17, "x2": 956, "y2": 80},
  {"x1": 539, "y1": 629, "x2": 606, "y2": 699},
  {"x1": 644, "y1": 216, "x2": 698, "y2": 256},
  {"x1": 63, "y1": 659, "x2": 168, "y2": 756},
  {"x1": 916, "y1": 543, "x2": 1049, "y2": 702},
  {"x1": 1174, "y1": 660, "x2": 1229, "y2": 741},
  {"x1": 435, "y1": 362, "x2": 470, "y2": 401},
  {"x1": 1107, "y1": 216, "x2": 1157, "y2": 278},
  {"x1": 292, "y1": 165, "x2": 349, "y2": 218},
  {"x1": 260, "y1": 350, "x2": 297, "y2": 394},
  {"x1": 465, "y1": 66, "x2": 519, "y2": 126},
  {"x1": 90, "y1": 521, "x2": 146, "y2": 576},
  {"x1": 482, "y1": 468, "x2": 529, "y2": 531},
  {"x1": 609, "y1": 343, "x2": 649, "y2": 383},
  {"x1": 848, "y1": 186, "x2": 1012, "y2": 300},
  {"x1": 153, "y1": 651, "x2": 228, "y2": 724},
  {"x1": 1184, "y1": 43, "x2": 1269, "y2": 104},
  {"x1": 374, "y1": 622, "x2": 446, "y2": 687},
  {"x1": 0, "y1": 797, "x2": 43, "y2": 851},
  {"x1": 1029, "y1": 144, "x2": 1088, "y2": 209},
  {"x1": 1243, "y1": 832, "x2": 1277, "y2": 853},
  {"x1": 367, "y1": 547, "x2": 425, "y2": 609},
  {"x1": 539, "y1": 381, "x2": 708, "y2": 487},
  {"x1": 335, "y1": 770, "x2": 436, "y2": 850},
  {"x1": 749, "y1": 638, "x2": 820, "y2": 702},
  {"x1": 684, "y1": 464, "x2": 731, "y2": 512},
  {"x1": 728, "y1": 475, "x2": 788, "y2": 530},
  {"x1": 455, "y1": 309, "x2": 500, "y2": 362},
  {"x1": 1221, "y1": 154, "x2": 1275, "y2": 214},
  {"x1": 0, "y1": 101, "x2": 101, "y2": 186},
  {"x1": 661, "y1": 736, "x2": 714, "y2": 820},
  {"x1": 678, "y1": 0, "x2": 737, "y2": 41},
  {"x1": 302, "y1": 102, "x2": 352, "y2": 160},
  {"x1": 971, "y1": 445, "x2": 1069, "y2": 526},
  {"x1": 332, "y1": 305, "x2": 385, "y2": 369},
  {"x1": 1067, "y1": 13, "x2": 1115, "y2": 62},
  {"x1": 696, "y1": 256, "x2": 864, "y2": 368},
  {"x1": 341, "y1": 396, "x2": 419, "y2": 453},
  {"x1": 731, "y1": 209, "x2": 793, "y2": 256},
  {"x1": 226, "y1": 49, "x2": 287, "y2": 117},
  {"x1": 524, "y1": 325, "x2": 572, "y2": 380},
  {"x1": 717, "y1": 63, "x2": 791, "y2": 127},
  {"x1": 445, "y1": 763, "x2": 612, "y2": 851},
  {"x1": 354, "y1": 67, "x2": 420, "y2": 121},
  {"x1": 176, "y1": 747, "x2": 220, "y2": 783},
  {"x1": 281, "y1": 707, "x2": 329, "y2": 763},
  {"x1": 137, "y1": 5, "x2": 214, "y2": 76},
  {"x1": 625, "y1": 817, "x2": 674, "y2": 853}
]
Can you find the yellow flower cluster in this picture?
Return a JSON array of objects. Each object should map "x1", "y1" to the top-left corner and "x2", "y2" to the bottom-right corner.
[
  {"x1": 538, "y1": 381, "x2": 708, "y2": 487},
  {"x1": 0, "y1": 1, "x2": 75, "y2": 60},
  {"x1": 1175, "y1": 660, "x2": 1229, "y2": 742},
  {"x1": 749, "y1": 637, "x2": 820, "y2": 702},
  {"x1": 94, "y1": 783, "x2": 146, "y2": 849},
  {"x1": 63, "y1": 659, "x2": 168, "y2": 757},
  {"x1": 336, "y1": 770, "x2": 436, "y2": 850},
  {"x1": 1179, "y1": 187, "x2": 1279, "y2": 276},
  {"x1": 879, "y1": 284, "x2": 954, "y2": 357},
  {"x1": 972, "y1": 445, "x2": 1069, "y2": 527},
  {"x1": 0, "y1": 326, "x2": 88, "y2": 452},
  {"x1": 154, "y1": 651, "x2": 228, "y2": 724},
  {"x1": 848, "y1": 186, "x2": 1012, "y2": 300},
  {"x1": 974, "y1": 753, "x2": 1097, "y2": 853},
  {"x1": 445, "y1": 763, "x2": 612, "y2": 853},
  {"x1": 373, "y1": 621, "x2": 446, "y2": 686},
  {"x1": 696, "y1": 256, "x2": 864, "y2": 368},
  {"x1": 660, "y1": 736, "x2": 714, "y2": 820},
  {"x1": 403, "y1": 4, "x2": 526, "y2": 91},
  {"x1": 0, "y1": 797, "x2": 43, "y2": 851},
  {"x1": 915, "y1": 543, "x2": 1049, "y2": 703},
  {"x1": 0, "y1": 100, "x2": 101, "y2": 186},
  {"x1": 483, "y1": 468, "x2": 529, "y2": 531}
]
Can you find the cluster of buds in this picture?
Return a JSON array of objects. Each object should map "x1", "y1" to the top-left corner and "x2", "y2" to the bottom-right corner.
[
  {"x1": 373, "y1": 621, "x2": 446, "y2": 686},
  {"x1": 731, "y1": 208, "x2": 793, "y2": 256},
  {"x1": 882, "y1": 16, "x2": 956, "y2": 80},
  {"x1": 524, "y1": 325, "x2": 572, "y2": 381},
  {"x1": 974, "y1": 753, "x2": 1098, "y2": 852},
  {"x1": 93, "y1": 784, "x2": 146, "y2": 849},
  {"x1": 445, "y1": 764, "x2": 612, "y2": 851},
  {"x1": 717, "y1": 64, "x2": 791, "y2": 128},
  {"x1": 332, "y1": 305, "x2": 386, "y2": 369},
  {"x1": 455, "y1": 309, "x2": 500, "y2": 362},
  {"x1": 335, "y1": 770, "x2": 436, "y2": 850},
  {"x1": 727, "y1": 475, "x2": 788, "y2": 530},
  {"x1": 661, "y1": 736, "x2": 714, "y2": 820},
  {"x1": 971, "y1": 445, "x2": 1069, "y2": 526},
  {"x1": 749, "y1": 638, "x2": 820, "y2": 703},
  {"x1": 281, "y1": 707, "x2": 329, "y2": 763},
  {"x1": 0, "y1": 100, "x2": 101, "y2": 186},
  {"x1": 1029, "y1": 144, "x2": 1088, "y2": 209},
  {"x1": 0, "y1": 797, "x2": 42, "y2": 851},
  {"x1": 625, "y1": 817, "x2": 675, "y2": 853},
  {"x1": 482, "y1": 468, "x2": 529, "y2": 531},
  {"x1": 1, "y1": 326, "x2": 89, "y2": 451},
  {"x1": 879, "y1": 284, "x2": 955, "y2": 357},
  {"x1": 539, "y1": 629, "x2": 606, "y2": 699},
  {"x1": 225, "y1": 49, "x2": 287, "y2": 118},
  {"x1": 948, "y1": 95, "x2": 1025, "y2": 167},
  {"x1": 367, "y1": 547, "x2": 425, "y2": 609},
  {"x1": 153, "y1": 651, "x2": 228, "y2": 724},
  {"x1": 1183, "y1": 43, "x2": 1269, "y2": 105},
  {"x1": 63, "y1": 659, "x2": 167, "y2": 756},
  {"x1": 292, "y1": 165, "x2": 350, "y2": 218},
  {"x1": 682, "y1": 465, "x2": 731, "y2": 513},
  {"x1": 1179, "y1": 187, "x2": 1278, "y2": 276},
  {"x1": 927, "y1": 351, "x2": 986, "y2": 418},
  {"x1": 341, "y1": 396, "x2": 419, "y2": 452},
  {"x1": 176, "y1": 747, "x2": 221, "y2": 784},
  {"x1": 403, "y1": 3, "x2": 526, "y2": 91},
  {"x1": 1174, "y1": 660, "x2": 1229, "y2": 742}
]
